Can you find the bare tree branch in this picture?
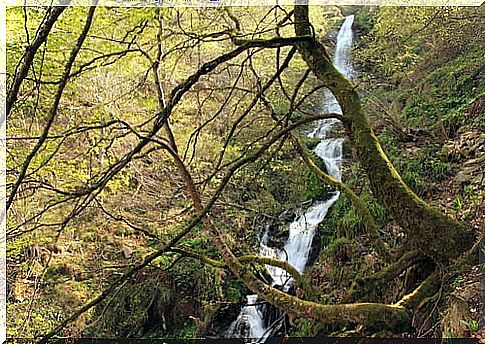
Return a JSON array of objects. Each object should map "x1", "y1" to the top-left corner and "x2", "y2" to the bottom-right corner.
[{"x1": 6, "y1": 4, "x2": 69, "y2": 119}]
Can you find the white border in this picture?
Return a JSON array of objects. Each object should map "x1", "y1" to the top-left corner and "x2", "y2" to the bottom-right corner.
[
  {"x1": 1, "y1": 1, "x2": 483, "y2": 343},
  {"x1": 3, "y1": 0, "x2": 485, "y2": 7},
  {"x1": 1, "y1": 1, "x2": 6, "y2": 342}
]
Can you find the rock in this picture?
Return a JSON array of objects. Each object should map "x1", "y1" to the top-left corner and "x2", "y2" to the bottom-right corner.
[
  {"x1": 278, "y1": 209, "x2": 298, "y2": 224},
  {"x1": 454, "y1": 155, "x2": 485, "y2": 184},
  {"x1": 210, "y1": 302, "x2": 245, "y2": 337},
  {"x1": 305, "y1": 137, "x2": 323, "y2": 151},
  {"x1": 264, "y1": 224, "x2": 290, "y2": 249},
  {"x1": 442, "y1": 130, "x2": 484, "y2": 162},
  {"x1": 307, "y1": 229, "x2": 322, "y2": 267},
  {"x1": 122, "y1": 245, "x2": 133, "y2": 259}
]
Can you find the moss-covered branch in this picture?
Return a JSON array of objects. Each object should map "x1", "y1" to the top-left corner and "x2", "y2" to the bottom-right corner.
[
  {"x1": 348, "y1": 250, "x2": 427, "y2": 301},
  {"x1": 238, "y1": 255, "x2": 314, "y2": 298},
  {"x1": 396, "y1": 271, "x2": 441, "y2": 311},
  {"x1": 216, "y1": 232, "x2": 412, "y2": 330},
  {"x1": 154, "y1": 109, "x2": 409, "y2": 329},
  {"x1": 163, "y1": 108, "x2": 412, "y2": 330},
  {"x1": 167, "y1": 249, "x2": 313, "y2": 297},
  {"x1": 169, "y1": 248, "x2": 226, "y2": 268},
  {"x1": 170, "y1": 239, "x2": 411, "y2": 329}
]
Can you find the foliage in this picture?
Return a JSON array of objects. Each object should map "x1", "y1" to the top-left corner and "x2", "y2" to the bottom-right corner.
[
  {"x1": 302, "y1": 170, "x2": 331, "y2": 202},
  {"x1": 402, "y1": 47, "x2": 484, "y2": 136},
  {"x1": 356, "y1": 6, "x2": 483, "y2": 85},
  {"x1": 324, "y1": 237, "x2": 353, "y2": 260},
  {"x1": 352, "y1": 7, "x2": 377, "y2": 37},
  {"x1": 461, "y1": 319, "x2": 480, "y2": 332}
]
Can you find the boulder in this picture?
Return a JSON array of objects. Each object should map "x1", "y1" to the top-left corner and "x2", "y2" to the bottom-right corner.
[{"x1": 442, "y1": 130, "x2": 484, "y2": 162}]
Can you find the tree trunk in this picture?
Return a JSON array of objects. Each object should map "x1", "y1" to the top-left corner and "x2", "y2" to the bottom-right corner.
[{"x1": 293, "y1": 3, "x2": 474, "y2": 264}]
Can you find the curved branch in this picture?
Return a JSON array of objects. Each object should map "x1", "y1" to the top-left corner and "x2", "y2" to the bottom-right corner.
[
  {"x1": 348, "y1": 250, "x2": 427, "y2": 301},
  {"x1": 396, "y1": 271, "x2": 441, "y2": 311},
  {"x1": 238, "y1": 255, "x2": 314, "y2": 297},
  {"x1": 167, "y1": 249, "x2": 313, "y2": 297},
  {"x1": 169, "y1": 248, "x2": 226, "y2": 268}
]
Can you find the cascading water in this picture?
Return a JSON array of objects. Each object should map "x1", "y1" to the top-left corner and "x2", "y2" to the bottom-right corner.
[
  {"x1": 227, "y1": 15, "x2": 355, "y2": 342},
  {"x1": 227, "y1": 295, "x2": 267, "y2": 340}
]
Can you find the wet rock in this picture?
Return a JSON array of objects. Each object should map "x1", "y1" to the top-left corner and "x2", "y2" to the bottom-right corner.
[
  {"x1": 342, "y1": 141, "x2": 352, "y2": 160},
  {"x1": 278, "y1": 209, "x2": 298, "y2": 224},
  {"x1": 306, "y1": 228, "x2": 322, "y2": 268},
  {"x1": 305, "y1": 137, "x2": 323, "y2": 151},
  {"x1": 209, "y1": 302, "x2": 245, "y2": 337},
  {"x1": 262, "y1": 223, "x2": 290, "y2": 249},
  {"x1": 325, "y1": 125, "x2": 346, "y2": 139}
]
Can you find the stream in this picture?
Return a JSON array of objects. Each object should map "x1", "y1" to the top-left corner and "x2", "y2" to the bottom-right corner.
[{"x1": 226, "y1": 15, "x2": 355, "y2": 342}]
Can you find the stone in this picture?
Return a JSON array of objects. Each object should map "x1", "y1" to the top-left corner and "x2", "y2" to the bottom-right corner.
[
  {"x1": 455, "y1": 155, "x2": 485, "y2": 184},
  {"x1": 122, "y1": 245, "x2": 133, "y2": 259}
]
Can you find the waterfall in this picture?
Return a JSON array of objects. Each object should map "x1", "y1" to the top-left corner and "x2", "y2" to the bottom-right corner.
[
  {"x1": 227, "y1": 15, "x2": 354, "y2": 342},
  {"x1": 334, "y1": 15, "x2": 355, "y2": 78}
]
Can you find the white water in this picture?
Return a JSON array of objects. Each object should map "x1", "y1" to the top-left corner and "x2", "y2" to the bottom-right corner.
[
  {"x1": 227, "y1": 15, "x2": 354, "y2": 342},
  {"x1": 227, "y1": 295, "x2": 267, "y2": 340}
]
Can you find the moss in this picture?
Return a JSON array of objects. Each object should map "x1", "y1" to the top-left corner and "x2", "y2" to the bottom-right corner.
[
  {"x1": 224, "y1": 277, "x2": 246, "y2": 303},
  {"x1": 397, "y1": 271, "x2": 441, "y2": 311},
  {"x1": 292, "y1": 318, "x2": 325, "y2": 337},
  {"x1": 348, "y1": 251, "x2": 426, "y2": 301}
]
